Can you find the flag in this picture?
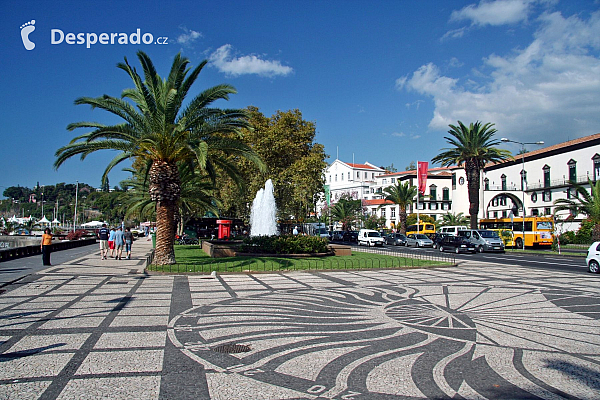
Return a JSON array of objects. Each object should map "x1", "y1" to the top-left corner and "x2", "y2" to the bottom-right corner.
[{"x1": 417, "y1": 161, "x2": 428, "y2": 194}]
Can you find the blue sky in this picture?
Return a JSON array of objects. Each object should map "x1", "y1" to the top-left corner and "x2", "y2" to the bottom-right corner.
[{"x1": 2, "y1": 0, "x2": 600, "y2": 196}]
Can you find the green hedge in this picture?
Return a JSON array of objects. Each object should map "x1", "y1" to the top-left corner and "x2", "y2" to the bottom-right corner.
[{"x1": 239, "y1": 235, "x2": 329, "y2": 254}]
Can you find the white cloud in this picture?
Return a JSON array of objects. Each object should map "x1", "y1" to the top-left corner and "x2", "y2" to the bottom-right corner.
[
  {"x1": 399, "y1": 11, "x2": 600, "y2": 145},
  {"x1": 391, "y1": 132, "x2": 406, "y2": 137},
  {"x1": 450, "y1": 0, "x2": 534, "y2": 26},
  {"x1": 209, "y1": 44, "x2": 293, "y2": 77},
  {"x1": 176, "y1": 26, "x2": 202, "y2": 46}
]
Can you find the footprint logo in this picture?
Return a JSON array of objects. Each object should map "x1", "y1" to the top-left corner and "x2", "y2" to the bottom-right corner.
[{"x1": 20, "y1": 20, "x2": 36, "y2": 50}]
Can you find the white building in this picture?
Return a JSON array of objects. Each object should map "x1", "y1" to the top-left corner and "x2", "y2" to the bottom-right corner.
[{"x1": 320, "y1": 133, "x2": 600, "y2": 233}]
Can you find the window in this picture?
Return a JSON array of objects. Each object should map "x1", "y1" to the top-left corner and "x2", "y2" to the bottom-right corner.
[
  {"x1": 594, "y1": 154, "x2": 600, "y2": 181},
  {"x1": 364, "y1": 172, "x2": 367, "y2": 179},
  {"x1": 568, "y1": 159, "x2": 576, "y2": 183},
  {"x1": 502, "y1": 210, "x2": 507, "y2": 218},
  {"x1": 391, "y1": 208, "x2": 396, "y2": 218},
  {"x1": 381, "y1": 208, "x2": 386, "y2": 217},
  {"x1": 429, "y1": 203, "x2": 438, "y2": 210},
  {"x1": 493, "y1": 211, "x2": 498, "y2": 218},
  {"x1": 531, "y1": 192, "x2": 537, "y2": 203},
  {"x1": 335, "y1": 174, "x2": 337, "y2": 182},
  {"x1": 341, "y1": 173, "x2": 344, "y2": 181},
  {"x1": 543, "y1": 165, "x2": 551, "y2": 188},
  {"x1": 532, "y1": 208, "x2": 539, "y2": 216},
  {"x1": 382, "y1": 178, "x2": 387, "y2": 184},
  {"x1": 501, "y1": 174, "x2": 507, "y2": 191},
  {"x1": 442, "y1": 188, "x2": 449, "y2": 201},
  {"x1": 543, "y1": 190, "x2": 552, "y2": 202},
  {"x1": 520, "y1": 169, "x2": 527, "y2": 190},
  {"x1": 459, "y1": 177, "x2": 465, "y2": 185},
  {"x1": 357, "y1": 171, "x2": 360, "y2": 178},
  {"x1": 372, "y1": 208, "x2": 377, "y2": 215},
  {"x1": 500, "y1": 196, "x2": 507, "y2": 206},
  {"x1": 348, "y1": 172, "x2": 350, "y2": 180},
  {"x1": 545, "y1": 207, "x2": 551, "y2": 215},
  {"x1": 372, "y1": 173, "x2": 375, "y2": 180},
  {"x1": 429, "y1": 185, "x2": 437, "y2": 200},
  {"x1": 567, "y1": 187, "x2": 572, "y2": 199},
  {"x1": 484, "y1": 178, "x2": 489, "y2": 191},
  {"x1": 328, "y1": 175, "x2": 331, "y2": 182},
  {"x1": 452, "y1": 174, "x2": 456, "y2": 189},
  {"x1": 391, "y1": 178, "x2": 395, "y2": 183}
]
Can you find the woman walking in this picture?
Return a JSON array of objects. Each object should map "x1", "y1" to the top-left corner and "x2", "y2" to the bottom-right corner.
[{"x1": 41, "y1": 228, "x2": 52, "y2": 266}]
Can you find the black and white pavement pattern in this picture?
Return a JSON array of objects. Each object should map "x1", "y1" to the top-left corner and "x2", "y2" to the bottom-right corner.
[{"x1": 0, "y1": 240, "x2": 599, "y2": 399}]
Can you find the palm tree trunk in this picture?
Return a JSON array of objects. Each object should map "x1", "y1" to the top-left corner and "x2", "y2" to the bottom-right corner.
[
  {"x1": 149, "y1": 160, "x2": 181, "y2": 265},
  {"x1": 155, "y1": 199, "x2": 177, "y2": 265},
  {"x1": 465, "y1": 162, "x2": 480, "y2": 229},
  {"x1": 399, "y1": 207, "x2": 407, "y2": 234}
]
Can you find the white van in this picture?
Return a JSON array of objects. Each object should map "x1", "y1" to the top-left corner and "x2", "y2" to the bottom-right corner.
[
  {"x1": 438, "y1": 226, "x2": 468, "y2": 236},
  {"x1": 357, "y1": 229, "x2": 385, "y2": 247}
]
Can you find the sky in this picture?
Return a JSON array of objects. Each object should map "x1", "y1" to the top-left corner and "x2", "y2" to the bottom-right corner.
[{"x1": 2, "y1": 0, "x2": 600, "y2": 197}]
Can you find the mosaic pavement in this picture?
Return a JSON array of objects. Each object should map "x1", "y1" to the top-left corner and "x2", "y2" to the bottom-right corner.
[{"x1": 0, "y1": 241, "x2": 599, "y2": 399}]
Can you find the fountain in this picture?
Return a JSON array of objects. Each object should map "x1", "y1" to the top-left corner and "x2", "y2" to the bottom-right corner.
[{"x1": 250, "y1": 179, "x2": 278, "y2": 236}]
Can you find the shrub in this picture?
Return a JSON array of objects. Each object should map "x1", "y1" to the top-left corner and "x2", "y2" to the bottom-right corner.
[{"x1": 239, "y1": 235, "x2": 329, "y2": 254}]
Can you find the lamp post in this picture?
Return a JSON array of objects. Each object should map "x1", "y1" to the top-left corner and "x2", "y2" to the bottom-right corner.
[{"x1": 500, "y1": 138, "x2": 544, "y2": 250}]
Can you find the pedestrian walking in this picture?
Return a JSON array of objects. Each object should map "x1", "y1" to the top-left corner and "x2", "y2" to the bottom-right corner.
[
  {"x1": 123, "y1": 227, "x2": 134, "y2": 259},
  {"x1": 98, "y1": 223, "x2": 110, "y2": 260},
  {"x1": 108, "y1": 227, "x2": 116, "y2": 258},
  {"x1": 114, "y1": 226, "x2": 125, "y2": 260},
  {"x1": 41, "y1": 228, "x2": 52, "y2": 266}
]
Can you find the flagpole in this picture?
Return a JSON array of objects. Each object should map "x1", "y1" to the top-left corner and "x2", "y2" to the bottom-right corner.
[{"x1": 416, "y1": 161, "x2": 420, "y2": 234}]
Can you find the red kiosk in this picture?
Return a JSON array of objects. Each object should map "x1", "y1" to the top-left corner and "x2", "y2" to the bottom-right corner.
[{"x1": 216, "y1": 219, "x2": 232, "y2": 239}]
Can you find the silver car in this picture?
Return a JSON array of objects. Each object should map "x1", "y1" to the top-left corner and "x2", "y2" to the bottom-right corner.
[{"x1": 406, "y1": 234, "x2": 434, "y2": 248}]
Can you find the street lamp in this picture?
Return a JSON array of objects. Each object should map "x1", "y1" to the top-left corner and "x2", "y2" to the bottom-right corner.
[{"x1": 500, "y1": 138, "x2": 544, "y2": 250}]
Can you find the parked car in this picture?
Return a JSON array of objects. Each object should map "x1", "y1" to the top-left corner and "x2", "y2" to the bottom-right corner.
[
  {"x1": 457, "y1": 229, "x2": 505, "y2": 253},
  {"x1": 438, "y1": 226, "x2": 468, "y2": 236},
  {"x1": 432, "y1": 233, "x2": 449, "y2": 249},
  {"x1": 332, "y1": 230, "x2": 345, "y2": 241},
  {"x1": 406, "y1": 234, "x2": 434, "y2": 248},
  {"x1": 586, "y1": 242, "x2": 600, "y2": 273},
  {"x1": 438, "y1": 235, "x2": 476, "y2": 253},
  {"x1": 342, "y1": 231, "x2": 358, "y2": 243},
  {"x1": 385, "y1": 233, "x2": 407, "y2": 246},
  {"x1": 357, "y1": 229, "x2": 385, "y2": 247}
]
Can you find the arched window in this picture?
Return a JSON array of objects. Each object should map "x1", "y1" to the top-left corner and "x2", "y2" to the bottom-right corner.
[
  {"x1": 501, "y1": 174, "x2": 507, "y2": 191},
  {"x1": 568, "y1": 159, "x2": 577, "y2": 183},
  {"x1": 543, "y1": 165, "x2": 551, "y2": 187}
]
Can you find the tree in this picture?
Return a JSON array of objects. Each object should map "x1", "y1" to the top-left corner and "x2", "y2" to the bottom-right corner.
[
  {"x1": 432, "y1": 121, "x2": 511, "y2": 229},
  {"x1": 380, "y1": 181, "x2": 417, "y2": 234},
  {"x1": 440, "y1": 212, "x2": 469, "y2": 226},
  {"x1": 405, "y1": 161, "x2": 416, "y2": 171},
  {"x1": 554, "y1": 179, "x2": 600, "y2": 241},
  {"x1": 330, "y1": 195, "x2": 362, "y2": 231},
  {"x1": 55, "y1": 51, "x2": 264, "y2": 264},
  {"x1": 218, "y1": 107, "x2": 327, "y2": 222},
  {"x1": 406, "y1": 213, "x2": 435, "y2": 226}
]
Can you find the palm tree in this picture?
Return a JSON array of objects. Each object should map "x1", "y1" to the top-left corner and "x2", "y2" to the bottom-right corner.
[
  {"x1": 432, "y1": 121, "x2": 511, "y2": 229},
  {"x1": 440, "y1": 212, "x2": 469, "y2": 226},
  {"x1": 380, "y1": 181, "x2": 417, "y2": 234},
  {"x1": 554, "y1": 179, "x2": 600, "y2": 241},
  {"x1": 330, "y1": 196, "x2": 362, "y2": 231},
  {"x1": 55, "y1": 51, "x2": 265, "y2": 264}
]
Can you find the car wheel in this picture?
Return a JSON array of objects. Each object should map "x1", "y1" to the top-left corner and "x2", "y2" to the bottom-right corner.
[
  {"x1": 589, "y1": 260, "x2": 600, "y2": 274},
  {"x1": 439, "y1": 246, "x2": 444, "y2": 252},
  {"x1": 515, "y1": 238, "x2": 523, "y2": 249},
  {"x1": 455, "y1": 247, "x2": 460, "y2": 254},
  {"x1": 433, "y1": 243, "x2": 437, "y2": 249},
  {"x1": 417, "y1": 242, "x2": 421, "y2": 247},
  {"x1": 478, "y1": 245, "x2": 484, "y2": 253}
]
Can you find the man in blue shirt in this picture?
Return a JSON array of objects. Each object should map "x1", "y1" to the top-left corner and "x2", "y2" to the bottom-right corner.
[
  {"x1": 97, "y1": 223, "x2": 110, "y2": 260},
  {"x1": 113, "y1": 227, "x2": 125, "y2": 260}
]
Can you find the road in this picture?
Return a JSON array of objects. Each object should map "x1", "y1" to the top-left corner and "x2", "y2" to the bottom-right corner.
[
  {"x1": 340, "y1": 241, "x2": 590, "y2": 274},
  {"x1": 0, "y1": 242, "x2": 98, "y2": 287}
]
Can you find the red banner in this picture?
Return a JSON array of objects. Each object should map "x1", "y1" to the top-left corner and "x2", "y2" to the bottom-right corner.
[{"x1": 417, "y1": 161, "x2": 428, "y2": 194}]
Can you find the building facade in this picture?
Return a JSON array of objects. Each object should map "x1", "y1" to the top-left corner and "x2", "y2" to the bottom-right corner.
[{"x1": 320, "y1": 133, "x2": 600, "y2": 232}]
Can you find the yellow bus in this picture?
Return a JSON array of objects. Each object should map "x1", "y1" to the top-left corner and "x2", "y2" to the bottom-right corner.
[
  {"x1": 406, "y1": 222, "x2": 436, "y2": 239},
  {"x1": 479, "y1": 216, "x2": 553, "y2": 248}
]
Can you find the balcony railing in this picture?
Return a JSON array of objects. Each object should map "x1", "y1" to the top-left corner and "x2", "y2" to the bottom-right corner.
[{"x1": 526, "y1": 174, "x2": 592, "y2": 190}]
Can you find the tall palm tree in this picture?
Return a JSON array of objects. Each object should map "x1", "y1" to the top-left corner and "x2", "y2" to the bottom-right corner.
[
  {"x1": 554, "y1": 179, "x2": 600, "y2": 240},
  {"x1": 432, "y1": 121, "x2": 511, "y2": 229},
  {"x1": 55, "y1": 51, "x2": 265, "y2": 264},
  {"x1": 380, "y1": 181, "x2": 417, "y2": 234}
]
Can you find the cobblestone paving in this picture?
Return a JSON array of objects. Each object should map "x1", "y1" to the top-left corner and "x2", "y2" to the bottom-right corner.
[{"x1": 1, "y1": 240, "x2": 599, "y2": 399}]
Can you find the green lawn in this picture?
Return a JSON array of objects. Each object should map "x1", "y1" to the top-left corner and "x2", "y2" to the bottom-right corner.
[{"x1": 147, "y1": 245, "x2": 453, "y2": 274}]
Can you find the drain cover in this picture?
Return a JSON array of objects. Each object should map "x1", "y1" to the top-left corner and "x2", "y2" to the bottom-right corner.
[{"x1": 212, "y1": 344, "x2": 251, "y2": 354}]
